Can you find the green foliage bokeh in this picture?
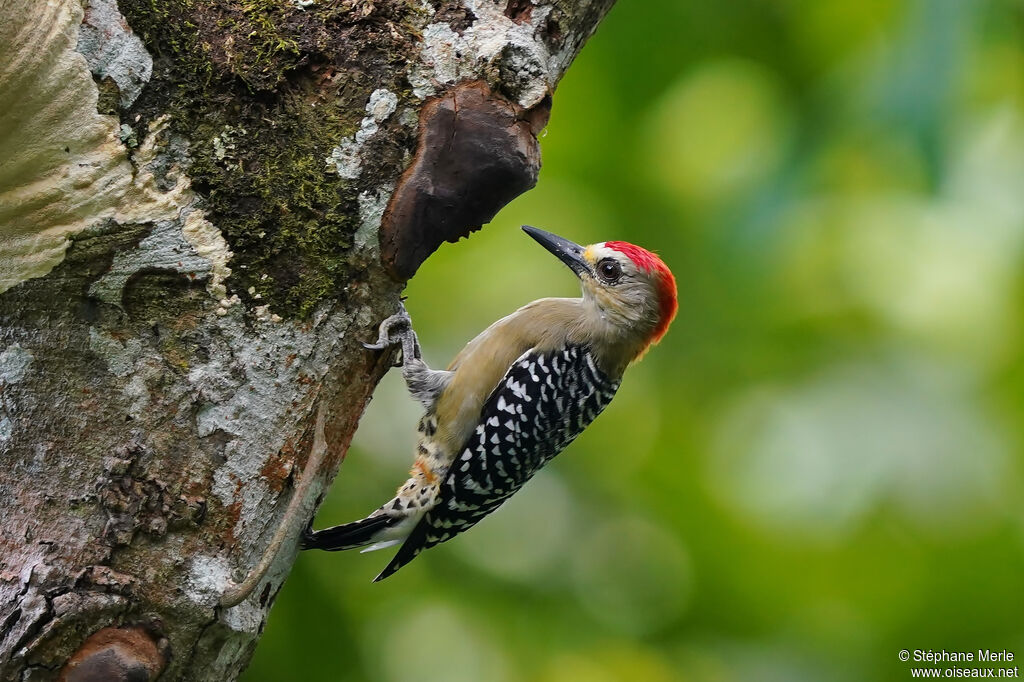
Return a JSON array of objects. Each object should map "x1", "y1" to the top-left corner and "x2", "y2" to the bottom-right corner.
[{"x1": 247, "y1": 1, "x2": 1024, "y2": 679}]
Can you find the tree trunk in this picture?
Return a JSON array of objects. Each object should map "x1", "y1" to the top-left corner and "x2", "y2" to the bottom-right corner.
[{"x1": 0, "y1": 0, "x2": 614, "y2": 679}]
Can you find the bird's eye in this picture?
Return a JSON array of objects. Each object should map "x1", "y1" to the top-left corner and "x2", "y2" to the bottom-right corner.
[{"x1": 596, "y1": 259, "x2": 622, "y2": 283}]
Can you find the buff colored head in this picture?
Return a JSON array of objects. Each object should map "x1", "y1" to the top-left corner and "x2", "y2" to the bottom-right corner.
[{"x1": 522, "y1": 225, "x2": 678, "y2": 356}]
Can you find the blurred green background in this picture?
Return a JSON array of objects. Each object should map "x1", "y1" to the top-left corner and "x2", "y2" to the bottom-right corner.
[{"x1": 246, "y1": 0, "x2": 1024, "y2": 679}]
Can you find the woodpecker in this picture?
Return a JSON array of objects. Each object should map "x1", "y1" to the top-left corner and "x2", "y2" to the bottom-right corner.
[{"x1": 302, "y1": 226, "x2": 677, "y2": 581}]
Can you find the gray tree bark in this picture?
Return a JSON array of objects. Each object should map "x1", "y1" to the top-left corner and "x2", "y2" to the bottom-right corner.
[{"x1": 0, "y1": 0, "x2": 615, "y2": 680}]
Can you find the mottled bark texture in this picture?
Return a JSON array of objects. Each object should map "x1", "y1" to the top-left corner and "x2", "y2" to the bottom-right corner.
[{"x1": 0, "y1": 0, "x2": 614, "y2": 679}]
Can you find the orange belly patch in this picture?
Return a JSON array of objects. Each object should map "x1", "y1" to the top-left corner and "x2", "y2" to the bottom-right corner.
[{"x1": 412, "y1": 459, "x2": 439, "y2": 485}]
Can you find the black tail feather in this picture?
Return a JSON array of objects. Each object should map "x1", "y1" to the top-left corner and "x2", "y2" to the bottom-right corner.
[
  {"x1": 301, "y1": 515, "x2": 393, "y2": 552},
  {"x1": 373, "y1": 518, "x2": 429, "y2": 582}
]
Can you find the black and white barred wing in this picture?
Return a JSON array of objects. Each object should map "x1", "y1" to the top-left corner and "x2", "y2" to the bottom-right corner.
[{"x1": 374, "y1": 345, "x2": 619, "y2": 581}]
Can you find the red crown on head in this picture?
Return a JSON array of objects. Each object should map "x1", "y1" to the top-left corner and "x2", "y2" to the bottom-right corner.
[{"x1": 605, "y1": 241, "x2": 678, "y2": 345}]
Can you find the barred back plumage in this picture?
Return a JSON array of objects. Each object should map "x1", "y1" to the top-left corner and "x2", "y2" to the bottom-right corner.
[
  {"x1": 302, "y1": 227, "x2": 677, "y2": 583},
  {"x1": 373, "y1": 344, "x2": 619, "y2": 581}
]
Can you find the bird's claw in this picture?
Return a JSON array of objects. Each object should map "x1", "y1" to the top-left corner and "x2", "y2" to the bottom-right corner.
[
  {"x1": 363, "y1": 303, "x2": 420, "y2": 364},
  {"x1": 364, "y1": 307, "x2": 411, "y2": 349},
  {"x1": 363, "y1": 338, "x2": 404, "y2": 366}
]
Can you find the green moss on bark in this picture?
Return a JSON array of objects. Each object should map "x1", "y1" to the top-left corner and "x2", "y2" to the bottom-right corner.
[{"x1": 118, "y1": 0, "x2": 423, "y2": 316}]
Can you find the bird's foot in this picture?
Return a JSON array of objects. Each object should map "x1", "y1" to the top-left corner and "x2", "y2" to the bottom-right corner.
[
  {"x1": 362, "y1": 300, "x2": 412, "y2": 350},
  {"x1": 362, "y1": 302, "x2": 421, "y2": 362}
]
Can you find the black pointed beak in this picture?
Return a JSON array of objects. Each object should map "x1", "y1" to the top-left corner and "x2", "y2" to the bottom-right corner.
[{"x1": 522, "y1": 225, "x2": 590, "y2": 278}]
